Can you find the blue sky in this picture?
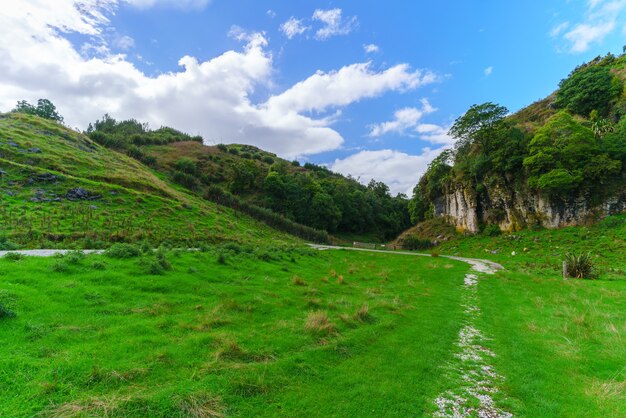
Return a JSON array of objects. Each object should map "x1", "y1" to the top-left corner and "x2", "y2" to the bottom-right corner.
[{"x1": 1, "y1": 0, "x2": 625, "y2": 194}]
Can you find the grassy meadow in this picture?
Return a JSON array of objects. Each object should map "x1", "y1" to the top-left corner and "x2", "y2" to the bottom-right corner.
[{"x1": 0, "y1": 245, "x2": 469, "y2": 417}]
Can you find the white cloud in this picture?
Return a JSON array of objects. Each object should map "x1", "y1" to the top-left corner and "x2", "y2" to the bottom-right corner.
[
  {"x1": 364, "y1": 44, "x2": 380, "y2": 54},
  {"x1": 559, "y1": 0, "x2": 626, "y2": 53},
  {"x1": 415, "y1": 123, "x2": 454, "y2": 145},
  {"x1": 484, "y1": 66, "x2": 493, "y2": 76},
  {"x1": 266, "y1": 9, "x2": 276, "y2": 19},
  {"x1": 368, "y1": 99, "x2": 436, "y2": 137},
  {"x1": 330, "y1": 148, "x2": 447, "y2": 195},
  {"x1": 125, "y1": 0, "x2": 211, "y2": 9},
  {"x1": 0, "y1": 1, "x2": 438, "y2": 159},
  {"x1": 114, "y1": 35, "x2": 135, "y2": 50},
  {"x1": 280, "y1": 17, "x2": 309, "y2": 39},
  {"x1": 266, "y1": 63, "x2": 438, "y2": 115},
  {"x1": 564, "y1": 21, "x2": 615, "y2": 52},
  {"x1": 550, "y1": 22, "x2": 570, "y2": 37},
  {"x1": 312, "y1": 8, "x2": 357, "y2": 40}
]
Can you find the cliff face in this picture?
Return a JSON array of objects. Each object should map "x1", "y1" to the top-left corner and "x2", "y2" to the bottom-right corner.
[{"x1": 434, "y1": 185, "x2": 626, "y2": 233}]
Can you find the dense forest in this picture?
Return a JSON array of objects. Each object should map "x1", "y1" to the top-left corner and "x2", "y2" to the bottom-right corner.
[
  {"x1": 409, "y1": 52, "x2": 626, "y2": 229},
  {"x1": 82, "y1": 115, "x2": 410, "y2": 240}
]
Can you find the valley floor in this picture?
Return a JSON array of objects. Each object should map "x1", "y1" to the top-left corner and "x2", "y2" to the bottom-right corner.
[{"x1": 0, "y1": 244, "x2": 624, "y2": 417}]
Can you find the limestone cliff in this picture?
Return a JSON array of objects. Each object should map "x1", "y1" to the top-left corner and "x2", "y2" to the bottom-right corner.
[{"x1": 434, "y1": 185, "x2": 626, "y2": 233}]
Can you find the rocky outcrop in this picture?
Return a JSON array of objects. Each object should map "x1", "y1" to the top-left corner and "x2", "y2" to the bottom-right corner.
[{"x1": 434, "y1": 184, "x2": 626, "y2": 233}]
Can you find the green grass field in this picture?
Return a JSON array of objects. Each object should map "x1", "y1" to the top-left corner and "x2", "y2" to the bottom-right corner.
[
  {"x1": 0, "y1": 246, "x2": 470, "y2": 417},
  {"x1": 1, "y1": 236, "x2": 624, "y2": 417}
]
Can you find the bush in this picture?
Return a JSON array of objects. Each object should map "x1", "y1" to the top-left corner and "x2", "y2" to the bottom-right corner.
[
  {"x1": 0, "y1": 237, "x2": 18, "y2": 251},
  {"x1": 105, "y1": 243, "x2": 141, "y2": 259},
  {"x1": 0, "y1": 302, "x2": 16, "y2": 319},
  {"x1": 51, "y1": 261, "x2": 69, "y2": 273},
  {"x1": 217, "y1": 253, "x2": 227, "y2": 264},
  {"x1": 565, "y1": 252, "x2": 597, "y2": 279},
  {"x1": 402, "y1": 235, "x2": 434, "y2": 251},
  {"x1": 65, "y1": 250, "x2": 85, "y2": 264},
  {"x1": 3, "y1": 252, "x2": 25, "y2": 261},
  {"x1": 91, "y1": 260, "x2": 107, "y2": 270},
  {"x1": 482, "y1": 224, "x2": 502, "y2": 236}
]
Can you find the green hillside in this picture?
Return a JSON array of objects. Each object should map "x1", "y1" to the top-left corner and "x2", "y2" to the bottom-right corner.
[
  {"x1": 409, "y1": 52, "x2": 626, "y2": 232},
  {"x1": 83, "y1": 114, "x2": 411, "y2": 241},
  {"x1": 0, "y1": 112, "x2": 298, "y2": 248}
]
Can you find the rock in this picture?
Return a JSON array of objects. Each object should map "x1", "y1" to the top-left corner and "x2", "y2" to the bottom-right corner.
[
  {"x1": 27, "y1": 147, "x2": 42, "y2": 153},
  {"x1": 0, "y1": 169, "x2": 6, "y2": 175},
  {"x1": 27, "y1": 173, "x2": 59, "y2": 184},
  {"x1": 7, "y1": 141, "x2": 18, "y2": 147},
  {"x1": 66, "y1": 187, "x2": 101, "y2": 201}
]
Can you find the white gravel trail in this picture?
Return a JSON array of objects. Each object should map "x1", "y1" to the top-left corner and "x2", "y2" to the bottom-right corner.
[{"x1": 0, "y1": 249, "x2": 104, "y2": 258}]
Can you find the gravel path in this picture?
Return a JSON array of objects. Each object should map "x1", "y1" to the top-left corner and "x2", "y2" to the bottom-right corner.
[
  {"x1": 0, "y1": 249, "x2": 104, "y2": 258},
  {"x1": 307, "y1": 244, "x2": 504, "y2": 273}
]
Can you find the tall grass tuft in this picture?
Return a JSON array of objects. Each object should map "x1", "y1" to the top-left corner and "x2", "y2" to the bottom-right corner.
[
  {"x1": 305, "y1": 311, "x2": 336, "y2": 336},
  {"x1": 565, "y1": 252, "x2": 597, "y2": 279}
]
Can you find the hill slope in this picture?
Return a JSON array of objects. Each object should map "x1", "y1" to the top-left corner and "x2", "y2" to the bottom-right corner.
[
  {"x1": 82, "y1": 114, "x2": 411, "y2": 241},
  {"x1": 409, "y1": 52, "x2": 626, "y2": 233},
  {"x1": 0, "y1": 113, "x2": 298, "y2": 248}
]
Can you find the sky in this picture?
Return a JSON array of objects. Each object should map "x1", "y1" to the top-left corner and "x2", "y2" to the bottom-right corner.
[{"x1": 1, "y1": 1, "x2": 625, "y2": 195}]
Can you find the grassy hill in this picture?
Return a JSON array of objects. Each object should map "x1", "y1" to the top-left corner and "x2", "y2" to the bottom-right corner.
[
  {"x1": 408, "y1": 52, "x2": 626, "y2": 232},
  {"x1": 0, "y1": 112, "x2": 300, "y2": 248},
  {"x1": 83, "y1": 114, "x2": 411, "y2": 241}
]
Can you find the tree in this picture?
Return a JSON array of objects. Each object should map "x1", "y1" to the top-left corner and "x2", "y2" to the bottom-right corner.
[
  {"x1": 523, "y1": 111, "x2": 620, "y2": 195},
  {"x1": 555, "y1": 65, "x2": 623, "y2": 117},
  {"x1": 449, "y1": 102, "x2": 509, "y2": 152},
  {"x1": 12, "y1": 99, "x2": 63, "y2": 122}
]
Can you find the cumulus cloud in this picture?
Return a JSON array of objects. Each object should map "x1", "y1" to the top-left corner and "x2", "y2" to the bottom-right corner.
[
  {"x1": 280, "y1": 17, "x2": 309, "y2": 39},
  {"x1": 415, "y1": 123, "x2": 454, "y2": 145},
  {"x1": 0, "y1": 1, "x2": 438, "y2": 159},
  {"x1": 330, "y1": 147, "x2": 447, "y2": 195},
  {"x1": 266, "y1": 64, "x2": 438, "y2": 115},
  {"x1": 368, "y1": 99, "x2": 436, "y2": 137},
  {"x1": 312, "y1": 8, "x2": 357, "y2": 40},
  {"x1": 557, "y1": 0, "x2": 626, "y2": 53},
  {"x1": 363, "y1": 44, "x2": 380, "y2": 54}
]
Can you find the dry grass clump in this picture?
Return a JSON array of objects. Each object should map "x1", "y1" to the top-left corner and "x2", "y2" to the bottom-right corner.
[
  {"x1": 175, "y1": 393, "x2": 225, "y2": 417},
  {"x1": 304, "y1": 311, "x2": 336, "y2": 336},
  {"x1": 353, "y1": 304, "x2": 372, "y2": 322},
  {"x1": 292, "y1": 276, "x2": 307, "y2": 286}
]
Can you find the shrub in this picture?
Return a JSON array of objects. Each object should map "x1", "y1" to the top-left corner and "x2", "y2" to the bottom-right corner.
[
  {"x1": 305, "y1": 311, "x2": 336, "y2": 336},
  {"x1": 262, "y1": 156, "x2": 274, "y2": 164},
  {"x1": 565, "y1": 252, "x2": 597, "y2": 279},
  {"x1": 482, "y1": 224, "x2": 502, "y2": 237},
  {"x1": 0, "y1": 237, "x2": 18, "y2": 251},
  {"x1": 65, "y1": 250, "x2": 85, "y2": 264},
  {"x1": 217, "y1": 143, "x2": 228, "y2": 151},
  {"x1": 402, "y1": 235, "x2": 434, "y2": 251},
  {"x1": 91, "y1": 260, "x2": 107, "y2": 270},
  {"x1": 0, "y1": 303, "x2": 16, "y2": 319},
  {"x1": 105, "y1": 243, "x2": 141, "y2": 259},
  {"x1": 3, "y1": 252, "x2": 25, "y2": 261},
  {"x1": 217, "y1": 253, "x2": 227, "y2": 264},
  {"x1": 51, "y1": 261, "x2": 69, "y2": 273}
]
